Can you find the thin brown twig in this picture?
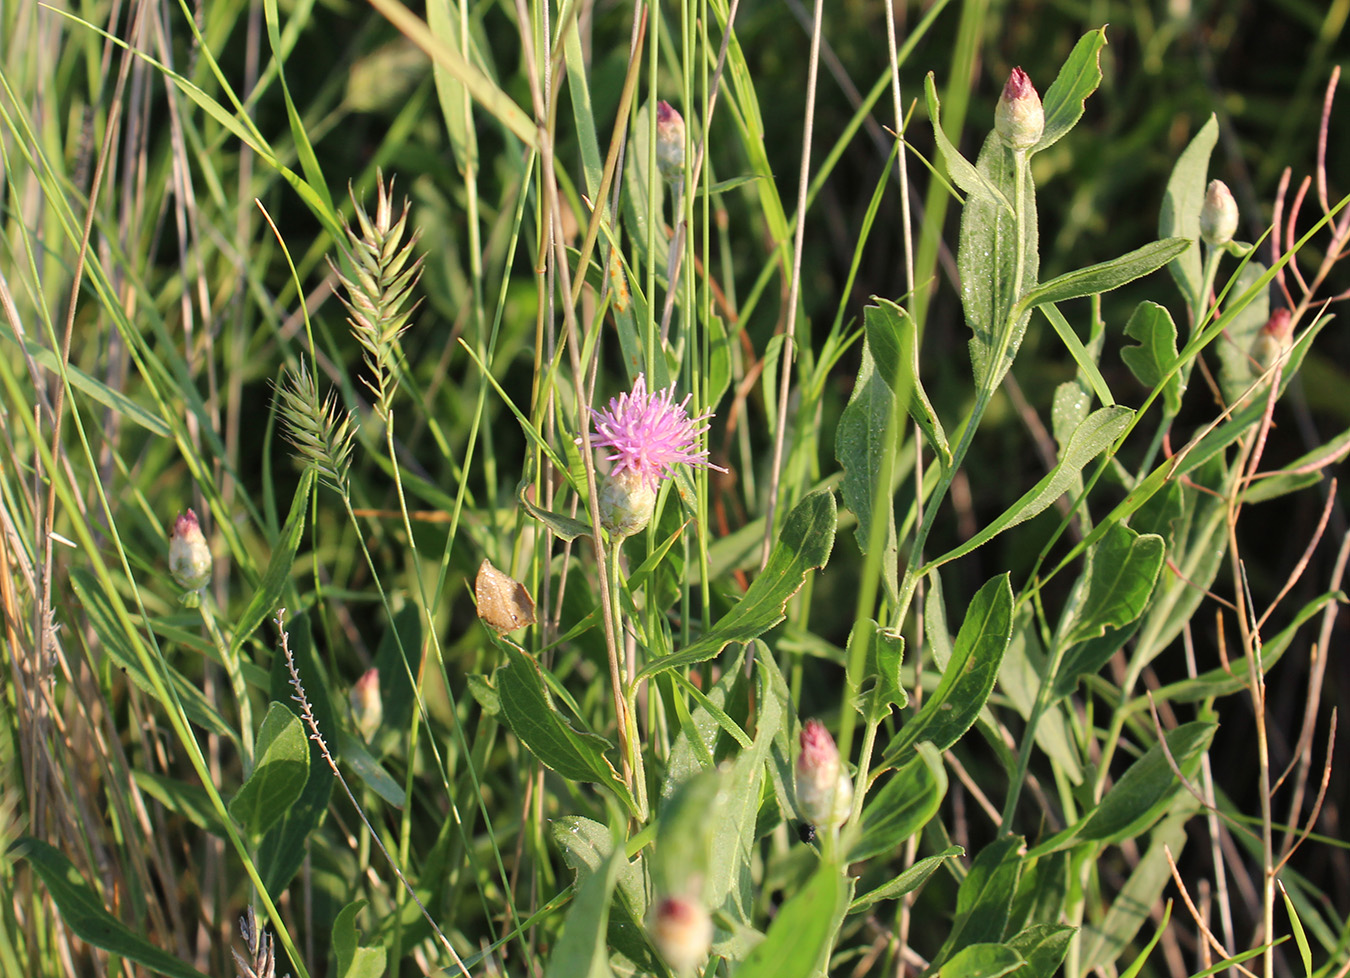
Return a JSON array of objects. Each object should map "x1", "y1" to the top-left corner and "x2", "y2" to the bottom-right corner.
[{"x1": 1162, "y1": 846, "x2": 1260, "y2": 978}]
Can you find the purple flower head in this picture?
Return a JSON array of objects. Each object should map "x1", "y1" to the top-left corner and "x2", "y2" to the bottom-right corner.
[{"x1": 589, "y1": 374, "x2": 726, "y2": 490}]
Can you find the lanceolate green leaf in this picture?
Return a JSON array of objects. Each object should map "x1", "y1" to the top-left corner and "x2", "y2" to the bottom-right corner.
[
  {"x1": 927, "y1": 407, "x2": 1133, "y2": 570},
  {"x1": 8, "y1": 838, "x2": 211, "y2": 978},
  {"x1": 853, "y1": 742, "x2": 946, "y2": 861},
  {"x1": 545, "y1": 840, "x2": 623, "y2": 978},
  {"x1": 865, "y1": 298, "x2": 950, "y2": 465},
  {"x1": 924, "y1": 73, "x2": 1012, "y2": 210},
  {"x1": 1018, "y1": 238, "x2": 1189, "y2": 311},
  {"x1": 1031, "y1": 720, "x2": 1216, "y2": 854},
  {"x1": 332, "y1": 901, "x2": 387, "y2": 978},
  {"x1": 1160, "y1": 115, "x2": 1219, "y2": 308},
  {"x1": 735, "y1": 861, "x2": 850, "y2": 978},
  {"x1": 229, "y1": 703, "x2": 310, "y2": 838},
  {"x1": 934, "y1": 836, "x2": 1025, "y2": 966},
  {"x1": 1033, "y1": 28, "x2": 1107, "y2": 154},
  {"x1": 850, "y1": 846, "x2": 964, "y2": 914},
  {"x1": 637, "y1": 490, "x2": 836, "y2": 680},
  {"x1": 836, "y1": 337, "x2": 900, "y2": 602},
  {"x1": 958, "y1": 130, "x2": 1039, "y2": 393},
  {"x1": 494, "y1": 642, "x2": 636, "y2": 813},
  {"x1": 939, "y1": 944, "x2": 1025, "y2": 978},
  {"x1": 887, "y1": 574, "x2": 1013, "y2": 760},
  {"x1": 1059, "y1": 522, "x2": 1165, "y2": 648},
  {"x1": 229, "y1": 469, "x2": 314, "y2": 662}
]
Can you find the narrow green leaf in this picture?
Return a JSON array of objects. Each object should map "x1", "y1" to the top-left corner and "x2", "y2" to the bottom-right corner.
[
  {"x1": 853, "y1": 742, "x2": 946, "y2": 861},
  {"x1": 1159, "y1": 115, "x2": 1218, "y2": 308},
  {"x1": 850, "y1": 846, "x2": 964, "y2": 914},
  {"x1": 520, "y1": 493, "x2": 594, "y2": 542},
  {"x1": 426, "y1": 0, "x2": 477, "y2": 174},
  {"x1": 366, "y1": 0, "x2": 538, "y2": 148},
  {"x1": 957, "y1": 130, "x2": 1038, "y2": 393},
  {"x1": 999, "y1": 608, "x2": 1082, "y2": 783},
  {"x1": 836, "y1": 337, "x2": 900, "y2": 602},
  {"x1": 735, "y1": 861, "x2": 850, "y2": 978},
  {"x1": 1032, "y1": 721, "x2": 1216, "y2": 854},
  {"x1": 637, "y1": 491, "x2": 836, "y2": 680},
  {"x1": 1020, "y1": 238, "x2": 1190, "y2": 310},
  {"x1": 924, "y1": 73, "x2": 1012, "y2": 210},
  {"x1": 19, "y1": 338, "x2": 170, "y2": 437},
  {"x1": 1279, "y1": 881, "x2": 1313, "y2": 978},
  {"x1": 545, "y1": 840, "x2": 622, "y2": 978},
  {"x1": 1120, "y1": 301, "x2": 1183, "y2": 415},
  {"x1": 332, "y1": 901, "x2": 386, "y2": 978},
  {"x1": 935, "y1": 837, "x2": 1025, "y2": 965},
  {"x1": 1116, "y1": 901, "x2": 1172, "y2": 978},
  {"x1": 888, "y1": 574, "x2": 1014, "y2": 758},
  {"x1": 866, "y1": 297, "x2": 951, "y2": 465},
  {"x1": 939, "y1": 944, "x2": 1025, "y2": 978},
  {"x1": 1033, "y1": 28, "x2": 1107, "y2": 153},
  {"x1": 132, "y1": 772, "x2": 225, "y2": 836},
  {"x1": 928, "y1": 407, "x2": 1133, "y2": 569},
  {"x1": 1145, "y1": 592, "x2": 1341, "y2": 707},
  {"x1": 8, "y1": 838, "x2": 210, "y2": 978},
  {"x1": 1039, "y1": 302, "x2": 1114, "y2": 407},
  {"x1": 263, "y1": 0, "x2": 335, "y2": 217},
  {"x1": 1082, "y1": 799, "x2": 1194, "y2": 970},
  {"x1": 553, "y1": 817, "x2": 654, "y2": 971},
  {"x1": 230, "y1": 703, "x2": 310, "y2": 838},
  {"x1": 1006, "y1": 923, "x2": 1075, "y2": 978},
  {"x1": 495, "y1": 643, "x2": 635, "y2": 813},
  {"x1": 335, "y1": 731, "x2": 406, "y2": 808},
  {"x1": 229, "y1": 469, "x2": 314, "y2": 662},
  {"x1": 1060, "y1": 523, "x2": 1166, "y2": 648}
]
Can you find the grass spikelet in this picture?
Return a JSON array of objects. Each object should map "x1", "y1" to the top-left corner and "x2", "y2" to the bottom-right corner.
[
  {"x1": 275, "y1": 364, "x2": 356, "y2": 494},
  {"x1": 329, "y1": 170, "x2": 423, "y2": 425}
]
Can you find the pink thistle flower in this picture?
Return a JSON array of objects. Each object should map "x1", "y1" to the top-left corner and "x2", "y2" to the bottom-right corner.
[{"x1": 589, "y1": 374, "x2": 726, "y2": 491}]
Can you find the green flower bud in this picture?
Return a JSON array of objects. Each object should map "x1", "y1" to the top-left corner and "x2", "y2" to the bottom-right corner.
[
  {"x1": 1200, "y1": 179, "x2": 1239, "y2": 246},
  {"x1": 796, "y1": 719, "x2": 852, "y2": 828},
  {"x1": 1250, "y1": 308, "x2": 1292, "y2": 374},
  {"x1": 599, "y1": 467, "x2": 657, "y2": 541},
  {"x1": 350, "y1": 668, "x2": 383, "y2": 742},
  {"x1": 995, "y1": 67, "x2": 1043, "y2": 150}
]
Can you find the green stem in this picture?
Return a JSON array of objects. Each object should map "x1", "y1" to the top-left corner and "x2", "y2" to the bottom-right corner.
[{"x1": 199, "y1": 600, "x2": 254, "y2": 770}]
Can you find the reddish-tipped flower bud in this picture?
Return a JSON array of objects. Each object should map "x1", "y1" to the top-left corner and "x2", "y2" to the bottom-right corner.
[
  {"x1": 1200, "y1": 179, "x2": 1239, "y2": 246},
  {"x1": 350, "y1": 668, "x2": 383, "y2": 742},
  {"x1": 649, "y1": 895, "x2": 713, "y2": 974},
  {"x1": 1250, "y1": 308, "x2": 1293, "y2": 374},
  {"x1": 995, "y1": 67, "x2": 1043, "y2": 150},
  {"x1": 796, "y1": 719, "x2": 851, "y2": 827},
  {"x1": 168, "y1": 509, "x2": 211, "y2": 595},
  {"x1": 655, "y1": 101, "x2": 685, "y2": 179}
]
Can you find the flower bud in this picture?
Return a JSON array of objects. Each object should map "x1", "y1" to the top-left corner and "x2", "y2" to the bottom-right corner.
[
  {"x1": 350, "y1": 668, "x2": 382, "y2": 742},
  {"x1": 1250, "y1": 308, "x2": 1293, "y2": 374},
  {"x1": 655, "y1": 101, "x2": 685, "y2": 180},
  {"x1": 1200, "y1": 179, "x2": 1238, "y2": 246},
  {"x1": 796, "y1": 719, "x2": 851, "y2": 828},
  {"x1": 994, "y1": 67, "x2": 1043, "y2": 150},
  {"x1": 598, "y1": 467, "x2": 657, "y2": 541},
  {"x1": 649, "y1": 895, "x2": 713, "y2": 974},
  {"x1": 168, "y1": 509, "x2": 211, "y2": 594}
]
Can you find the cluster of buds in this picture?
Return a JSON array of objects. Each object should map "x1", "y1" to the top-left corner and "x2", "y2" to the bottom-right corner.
[
  {"x1": 995, "y1": 67, "x2": 1044, "y2": 151},
  {"x1": 795, "y1": 719, "x2": 853, "y2": 829},
  {"x1": 169, "y1": 509, "x2": 211, "y2": 605},
  {"x1": 648, "y1": 895, "x2": 713, "y2": 975}
]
